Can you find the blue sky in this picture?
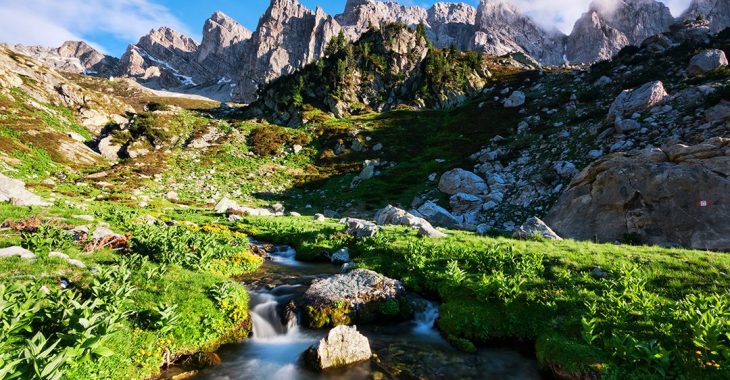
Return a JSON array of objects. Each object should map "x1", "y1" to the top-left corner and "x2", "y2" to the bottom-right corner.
[{"x1": 0, "y1": 0, "x2": 691, "y2": 57}]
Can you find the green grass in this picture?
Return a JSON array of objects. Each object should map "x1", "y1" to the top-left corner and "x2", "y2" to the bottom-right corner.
[
  {"x1": 235, "y1": 216, "x2": 730, "y2": 379},
  {"x1": 0, "y1": 204, "x2": 261, "y2": 379}
]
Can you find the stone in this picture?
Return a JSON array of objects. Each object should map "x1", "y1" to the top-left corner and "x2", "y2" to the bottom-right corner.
[
  {"x1": 554, "y1": 161, "x2": 578, "y2": 179},
  {"x1": 330, "y1": 248, "x2": 350, "y2": 264},
  {"x1": 374, "y1": 205, "x2": 444, "y2": 238},
  {"x1": 344, "y1": 218, "x2": 379, "y2": 239},
  {"x1": 0, "y1": 246, "x2": 36, "y2": 260},
  {"x1": 503, "y1": 91, "x2": 526, "y2": 108},
  {"x1": 0, "y1": 174, "x2": 50, "y2": 207},
  {"x1": 438, "y1": 169, "x2": 487, "y2": 196},
  {"x1": 303, "y1": 325, "x2": 371, "y2": 370},
  {"x1": 449, "y1": 193, "x2": 484, "y2": 214},
  {"x1": 49, "y1": 252, "x2": 70, "y2": 260},
  {"x1": 591, "y1": 267, "x2": 609, "y2": 279},
  {"x1": 314, "y1": 213, "x2": 326, "y2": 222},
  {"x1": 687, "y1": 49, "x2": 728, "y2": 76},
  {"x1": 680, "y1": 0, "x2": 730, "y2": 33},
  {"x1": 302, "y1": 269, "x2": 407, "y2": 325},
  {"x1": 545, "y1": 138, "x2": 730, "y2": 251},
  {"x1": 92, "y1": 227, "x2": 121, "y2": 241},
  {"x1": 214, "y1": 197, "x2": 239, "y2": 213},
  {"x1": 513, "y1": 217, "x2": 562, "y2": 240},
  {"x1": 416, "y1": 201, "x2": 461, "y2": 229},
  {"x1": 97, "y1": 136, "x2": 122, "y2": 161},
  {"x1": 607, "y1": 81, "x2": 669, "y2": 121},
  {"x1": 615, "y1": 118, "x2": 641, "y2": 133}
]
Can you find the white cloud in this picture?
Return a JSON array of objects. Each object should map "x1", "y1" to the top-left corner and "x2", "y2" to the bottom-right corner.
[{"x1": 0, "y1": 0, "x2": 193, "y2": 51}]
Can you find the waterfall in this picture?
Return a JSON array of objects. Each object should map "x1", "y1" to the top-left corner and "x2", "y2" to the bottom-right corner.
[
  {"x1": 412, "y1": 300, "x2": 440, "y2": 335},
  {"x1": 248, "y1": 288, "x2": 302, "y2": 341}
]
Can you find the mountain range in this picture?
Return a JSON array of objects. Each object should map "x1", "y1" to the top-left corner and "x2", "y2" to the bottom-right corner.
[{"x1": 5, "y1": 0, "x2": 730, "y2": 103}]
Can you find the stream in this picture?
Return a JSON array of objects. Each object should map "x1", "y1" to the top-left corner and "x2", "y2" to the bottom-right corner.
[{"x1": 192, "y1": 246, "x2": 542, "y2": 380}]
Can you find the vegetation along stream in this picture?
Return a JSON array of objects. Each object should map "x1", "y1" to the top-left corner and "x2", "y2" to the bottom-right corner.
[{"x1": 191, "y1": 245, "x2": 542, "y2": 380}]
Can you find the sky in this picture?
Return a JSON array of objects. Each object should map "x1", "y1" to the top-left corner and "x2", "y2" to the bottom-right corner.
[{"x1": 0, "y1": 0, "x2": 693, "y2": 57}]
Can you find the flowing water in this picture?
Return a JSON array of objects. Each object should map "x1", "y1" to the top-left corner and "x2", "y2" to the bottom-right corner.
[{"x1": 193, "y1": 246, "x2": 542, "y2": 380}]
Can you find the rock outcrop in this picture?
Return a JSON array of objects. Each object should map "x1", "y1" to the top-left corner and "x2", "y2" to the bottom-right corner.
[
  {"x1": 545, "y1": 139, "x2": 730, "y2": 251},
  {"x1": 687, "y1": 49, "x2": 729, "y2": 76},
  {"x1": 374, "y1": 205, "x2": 446, "y2": 238},
  {"x1": 8, "y1": 41, "x2": 119, "y2": 77},
  {"x1": 607, "y1": 81, "x2": 669, "y2": 121},
  {"x1": 567, "y1": 0, "x2": 675, "y2": 63},
  {"x1": 681, "y1": 0, "x2": 730, "y2": 33},
  {"x1": 302, "y1": 325, "x2": 372, "y2": 370},
  {"x1": 513, "y1": 217, "x2": 562, "y2": 240}
]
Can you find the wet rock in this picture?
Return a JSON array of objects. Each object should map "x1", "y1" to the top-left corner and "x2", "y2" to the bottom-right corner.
[
  {"x1": 301, "y1": 269, "x2": 409, "y2": 328},
  {"x1": 330, "y1": 248, "x2": 350, "y2": 264},
  {"x1": 302, "y1": 325, "x2": 372, "y2": 370},
  {"x1": 687, "y1": 49, "x2": 728, "y2": 76},
  {"x1": 0, "y1": 174, "x2": 50, "y2": 207},
  {"x1": 513, "y1": 217, "x2": 562, "y2": 240},
  {"x1": 0, "y1": 246, "x2": 36, "y2": 260}
]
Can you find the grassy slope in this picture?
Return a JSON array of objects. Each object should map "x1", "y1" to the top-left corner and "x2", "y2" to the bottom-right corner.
[
  {"x1": 0, "y1": 204, "x2": 259, "y2": 379},
  {"x1": 236, "y1": 216, "x2": 730, "y2": 379}
]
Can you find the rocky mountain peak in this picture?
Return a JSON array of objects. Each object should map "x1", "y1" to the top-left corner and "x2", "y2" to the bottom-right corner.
[
  {"x1": 139, "y1": 26, "x2": 199, "y2": 54},
  {"x1": 471, "y1": 0, "x2": 565, "y2": 65},
  {"x1": 7, "y1": 40, "x2": 119, "y2": 77},
  {"x1": 566, "y1": 0, "x2": 674, "y2": 64},
  {"x1": 198, "y1": 11, "x2": 251, "y2": 66},
  {"x1": 427, "y1": 2, "x2": 476, "y2": 25}
]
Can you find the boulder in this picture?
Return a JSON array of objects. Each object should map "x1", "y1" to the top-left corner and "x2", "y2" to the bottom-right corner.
[
  {"x1": 330, "y1": 248, "x2": 350, "y2": 264},
  {"x1": 687, "y1": 49, "x2": 728, "y2": 76},
  {"x1": 607, "y1": 81, "x2": 668, "y2": 121},
  {"x1": 545, "y1": 138, "x2": 730, "y2": 251},
  {"x1": 344, "y1": 218, "x2": 378, "y2": 239},
  {"x1": 0, "y1": 246, "x2": 36, "y2": 260},
  {"x1": 0, "y1": 174, "x2": 50, "y2": 207},
  {"x1": 374, "y1": 205, "x2": 445, "y2": 238},
  {"x1": 314, "y1": 213, "x2": 326, "y2": 222},
  {"x1": 92, "y1": 227, "x2": 122, "y2": 241},
  {"x1": 438, "y1": 169, "x2": 488, "y2": 196},
  {"x1": 449, "y1": 193, "x2": 484, "y2": 214},
  {"x1": 554, "y1": 161, "x2": 578, "y2": 179},
  {"x1": 302, "y1": 325, "x2": 371, "y2": 370},
  {"x1": 301, "y1": 269, "x2": 408, "y2": 328},
  {"x1": 416, "y1": 201, "x2": 461, "y2": 229},
  {"x1": 97, "y1": 136, "x2": 122, "y2": 160},
  {"x1": 503, "y1": 91, "x2": 526, "y2": 108},
  {"x1": 214, "y1": 197, "x2": 239, "y2": 213},
  {"x1": 513, "y1": 217, "x2": 562, "y2": 240}
]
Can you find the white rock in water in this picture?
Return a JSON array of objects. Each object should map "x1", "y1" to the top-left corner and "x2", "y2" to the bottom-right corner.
[{"x1": 303, "y1": 325, "x2": 372, "y2": 370}]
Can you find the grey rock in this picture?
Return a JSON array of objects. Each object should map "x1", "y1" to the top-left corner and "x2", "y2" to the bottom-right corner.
[
  {"x1": 513, "y1": 217, "x2": 562, "y2": 240},
  {"x1": 0, "y1": 174, "x2": 50, "y2": 207},
  {"x1": 449, "y1": 193, "x2": 484, "y2": 214},
  {"x1": 215, "y1": 197, "x2": 239, "y2": 213},
  {"x1": 314, "y1": 213, "x2": 326, "y2": 222},
  {"x1": 344, "y1": 218, "x2": 379, "y2": 239},
  {"x1": 0, "y1": 246, "x2": 36, "y2": 260},
  {"x1": 608, "y1": 81, "x2": 668, "y2": 121},
  {"x1": 303, "y1": 325, "x2": 372, "y2": 370},
  {"x1": 705, "y1": 100, "x2": 730, "y2": 123},
  {"x1": 503, "y1": 91, "x2": 526, "y2": 108},
  {"x1": 330, "y1": 248, "x2": 351, "y2": 264},
  {"x1": 681, "y1": 0, "x2": 730, "y2": 33},
  {"x1": 416, "y1": 201, "x2": 461, "y2": 229},
  {"x1": 374, "y1": 205, "x2": 445, "y2": 238},
  {"x1": 10, "y1": 41, "x2": 119, "y2": 76},
  {"x1": 688, "y1": 49, "x2": 728, "y2": 76},
  {"x1": 438, "y1": 168, "x2": 487, "y2": 196}
]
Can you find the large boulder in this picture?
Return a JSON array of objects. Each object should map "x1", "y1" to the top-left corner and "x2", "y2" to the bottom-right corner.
[
  {"x1": 545, "y1": 138, "x2": 730, "y2": 251},
  {"x1": 0, "y1": 246, "x2": 36, "y2": 260},
  {"x1": 607, "y1": 81, "x2": 668, "y2": 121},
  {"x1": 300, "y1": 269, "x2": 410, "y2": 328},
  {"x1": 0, "y1": 174, "x2": 50, "y2": 207},
  {"x1": 416, "y1": 201, "x2": 461, "y2": 229},
  {"x1": 449, "y1": 193, "x2": 484, "y2": 214},
  {"x1": 374, "y1": 205, "x2": 445, "y2": 238},
  {"x1": 503, "y1": 91, "x2": 526, "y2": 108},
  {"x1": 438, "y1": 169, "x2": 488, "y2": 196},
  {"x1": 302, "y1": 325, "x2": 371, "y2": 370},
  {"x1": 513, "y1": 217, "x2": 562, "y2": 240},
  {"x1": 687, "y1": 49, "x2": 728, "y2": 76}
]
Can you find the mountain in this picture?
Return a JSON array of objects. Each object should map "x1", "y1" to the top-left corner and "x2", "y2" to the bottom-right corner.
[
  {"x1": 471, "y1": 0, "x2": 565, "y2": 65},
  {"x1": 118, "y1": 12, "x2": 252, "y2": 101},
  {"x1": 235, "y1": 0, "x2": 341, "y2": 103},
  {"x1": 6, "y1": 41, "x2": 119, "y2": 77},
  {"x1": 681, "y1": 0, "x2": 730, "y2": 33},
  {"x1": 567, "y1": 0, "x2": 675, "y2": 63}
]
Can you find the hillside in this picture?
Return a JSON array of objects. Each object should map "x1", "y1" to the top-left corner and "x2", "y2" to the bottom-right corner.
[{"x1": 0, "y1": 2, "x2": 728, "y2": 380}]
